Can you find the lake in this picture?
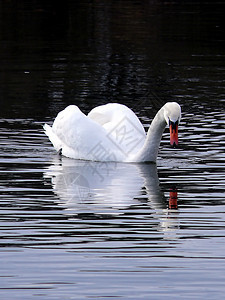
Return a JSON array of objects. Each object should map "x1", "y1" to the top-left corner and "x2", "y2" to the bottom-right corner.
[{"x1": 0, "y1": 1, "x2": 225, "y2": 299}]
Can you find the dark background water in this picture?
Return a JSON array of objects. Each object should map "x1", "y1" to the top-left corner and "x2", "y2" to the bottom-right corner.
[
  {"x1": 1, "y1": 0, "x2": 225, "y2": 120},
  {"x1": 0, "y1": 1, "x2": 225, "y2": 299}
]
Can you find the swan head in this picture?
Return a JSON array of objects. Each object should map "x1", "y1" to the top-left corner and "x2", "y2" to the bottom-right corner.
[{"x1": 163, "y1": 102, "x2": 181, "y2": 147}]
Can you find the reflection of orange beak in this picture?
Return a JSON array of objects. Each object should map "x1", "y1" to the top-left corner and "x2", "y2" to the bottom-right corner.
[
  {"x1": 169, "y1": 190, "x2": 178, "y2": 209},
  {"x1": 169, "y1": 121, "x2": 178, "y2": 147}
]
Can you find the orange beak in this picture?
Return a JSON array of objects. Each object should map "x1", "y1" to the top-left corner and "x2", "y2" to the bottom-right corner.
[{"x1": 169, "y1": 120, "x2": 178, "y2": 147}]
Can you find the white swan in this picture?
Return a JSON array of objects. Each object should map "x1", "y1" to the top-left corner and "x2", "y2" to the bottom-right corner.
[{"x1": 44, "y1": 102, "x2": 181, "y2": 163}]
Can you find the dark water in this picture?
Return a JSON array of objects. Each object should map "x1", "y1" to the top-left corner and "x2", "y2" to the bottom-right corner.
[{"x1": 1, "y1": 1, "x2": 225, "y2": 299}]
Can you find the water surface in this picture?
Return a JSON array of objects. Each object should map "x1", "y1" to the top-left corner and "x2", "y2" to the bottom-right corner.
[{"x1": 0, "y1": 1, "x2": 225, "y2": 299}]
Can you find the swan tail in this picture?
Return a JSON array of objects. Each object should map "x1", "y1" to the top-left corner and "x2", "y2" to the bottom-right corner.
[{"x1": 43, "y1": 124, "x2": 62, "y2": 152}]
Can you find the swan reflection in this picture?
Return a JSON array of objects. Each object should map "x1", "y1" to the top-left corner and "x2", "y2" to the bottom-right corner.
[{"x1": 44, "y1": 157, "x2": 179, "y2": 238}]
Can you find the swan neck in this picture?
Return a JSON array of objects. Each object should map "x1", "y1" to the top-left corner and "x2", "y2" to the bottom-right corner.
[{"x1": 134, "y1": 107, "x2": 166, "y2": 162}]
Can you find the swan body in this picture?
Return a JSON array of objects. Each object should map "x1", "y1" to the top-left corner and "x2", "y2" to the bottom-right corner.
[{"x1": 44, "y1": 102, "x2": 181, "y2": 163}]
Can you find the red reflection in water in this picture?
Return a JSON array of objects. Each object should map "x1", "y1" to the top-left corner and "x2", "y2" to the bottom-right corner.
[{"x1": 169, "y1": 189, "x2": 178, "y2": 209}]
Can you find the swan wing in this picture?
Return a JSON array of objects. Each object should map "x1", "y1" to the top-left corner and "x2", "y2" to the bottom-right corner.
[
  {"x1": 44, "y1": 104, "x2": 146, "y2": 162},
  {"x1": 88, "y1": 103, "x2": 145, "y2": 135},
  {"x1": 88, "y1": 104, "x2": 146, "y2": 157},
  {"x1": 44, "y1": 105, "x2": 115, "y2": 160}
]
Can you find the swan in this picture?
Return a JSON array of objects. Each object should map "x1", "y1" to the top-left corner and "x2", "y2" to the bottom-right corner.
[{"x1": 43, "y1": 102, "x2": 181, "y2": 163}]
